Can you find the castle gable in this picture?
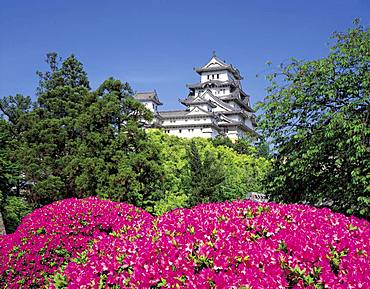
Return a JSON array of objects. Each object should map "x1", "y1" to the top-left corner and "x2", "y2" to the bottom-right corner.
[
  {"x1": 204, "y1": 56, "x2": 228, "y2": 69},
  {"x1": 187, "y1": 106, "x2": 212, "y2": 116},
  {"x1": 200, "y1": 90, "x2": 233, "y2": 112}
]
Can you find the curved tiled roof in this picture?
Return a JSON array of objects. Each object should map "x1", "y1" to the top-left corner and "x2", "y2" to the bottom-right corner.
[
  {"x1": 133, "y1": 91, "x2": 162, "y2": 105},
  {"x1": 157, "y1": 110, "x2": 189, "y2": 118},
  {"x1": 218, "y1": 121, "x2": 259, "y2": 136},
  {"x1": 179, "y1": 97, "x2": 217, "y2": 108},
  {"x1": 194, "y1": 55, "x2": 243, "y2": 80},
  {"x1": 186, "y1": 80, "x2": 240, "y2": 89}
]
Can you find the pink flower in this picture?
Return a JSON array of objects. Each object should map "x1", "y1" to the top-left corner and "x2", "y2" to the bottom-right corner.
[{"x1": 0, "y1": 197, "x2": 369, "y2": 288}]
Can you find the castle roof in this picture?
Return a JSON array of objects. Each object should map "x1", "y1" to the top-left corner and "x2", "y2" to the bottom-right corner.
[
  {"x1": 194, "y1": 55, "x2": 243, "y2": 80},
  {"x1": 218, "y1": 121, "x2": 259, "y2": 136},
  {"x1": 186, "y1": 79, "x2": 239, "y2": 89},
  {"x1": 220, "y1": 95, "x2": 254, "y2": 112},
  {"x1": 158, "y1": 107, "x2": 215, "y2": 119},
  {"x1": 180, "y1": 98, "x2": 217, "y2": 108},
  {"x1": 133, "y1": 91, "x2": 162, "y2": 105},
  {"x1": 157, "y1": 110, "x2": 189, "y2": 118}
]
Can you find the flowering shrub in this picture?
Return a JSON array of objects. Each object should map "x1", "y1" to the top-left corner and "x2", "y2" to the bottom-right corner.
[{"x1": 0, "y1": 197, "x2": 369, "y2": 288}]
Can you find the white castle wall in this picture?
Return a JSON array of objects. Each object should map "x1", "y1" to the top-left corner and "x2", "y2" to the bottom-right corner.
[
  {"x1": 165, "y1": 127, "x2": 219, "y2": 138},
  {"x1": 142, "y1": 101, "x2": 157, "y2": 113},
  {"x1": 161, "y1": 116, "x2": 214, "y2": 127},
  {"x1": 200, "y1": 70, "x2": 228, "y2": 83}
]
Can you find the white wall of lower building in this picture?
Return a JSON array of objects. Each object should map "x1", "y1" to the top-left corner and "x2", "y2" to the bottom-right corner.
[
  {"x1": 142, "y1": 101, "x2": 157, "y2": 113},
  {"x1": 161, "y1": 115, "x2": 216, "y2": 127},
  {"x1": 163, "y1": 127, "x2": 219, "y2": 138},
  {"x1": 225, "y1": 129, "x2": 238, "y2": 139}
]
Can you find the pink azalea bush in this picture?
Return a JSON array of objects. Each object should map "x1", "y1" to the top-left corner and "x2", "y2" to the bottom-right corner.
[{"x1": 0, "y1": 197, "x2": 369, "y2": 288}]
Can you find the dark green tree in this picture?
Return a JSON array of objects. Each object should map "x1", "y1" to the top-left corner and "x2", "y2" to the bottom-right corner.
[
  {"x1": 0, "y1": 53, "x2": 164, "y2": 215},
  {"x1": 14, "y1": 54, "x2": 91, "y2": 205},
  {"x1": 0, "y1": 103, "x2": 33, "y2": 233},
  {"x1": 185, "y1": 141, "x2": 225, "y2": 206},
  {"x1": 79, "y1": 78, "x2": 163, "y2": 211},
  {"x1": 211, "y1": 135, "x2": 235, "y2": 149},
  {"x1": 257, "y1": 21, "x2": 369, "y2": 218},
  {"x1": 211, "y1": 135, "x2": 260, "y2": 156}
]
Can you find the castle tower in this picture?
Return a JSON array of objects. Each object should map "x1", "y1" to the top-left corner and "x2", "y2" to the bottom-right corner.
[
  {"x1": 134, "y1": 54, "x2": 258, "y2": 139},
  {"x1": 133, "y1": 90, "x2": 162, "y2": 113}
]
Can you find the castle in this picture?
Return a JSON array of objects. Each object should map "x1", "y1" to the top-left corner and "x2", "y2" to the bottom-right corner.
[{"x1": 133, "y1": 54, "x2": 257, "y2": 140}]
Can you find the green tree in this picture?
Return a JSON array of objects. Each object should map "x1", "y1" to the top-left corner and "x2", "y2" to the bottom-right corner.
[
  {"x1": 147, "y1": 131, "x2": 271, "y2": 214},
  {"x1": 75, "y1": 78, "x2": 163, "y2": 211},
  {"x1": 2, "y1": 196, "x2": 33, "y2": 233},
  {"x1": 185, "y1": 141, "x2": 225, "y2": 206},
  {"x1": 0, "y1": 103, "x2": 34, "y2": 233},
  {"x1": 257, "y1": 21, "x2": 369, "y2": 218},
  {"x1": 15, "y1": 54, "x2": 91, "y2": 204},
  {"x1": 147, "y1": 130, "x2": 189, "y2": 215},
  {"x1": 1, "y1": 53, "x2": 164, "y2": 214}
]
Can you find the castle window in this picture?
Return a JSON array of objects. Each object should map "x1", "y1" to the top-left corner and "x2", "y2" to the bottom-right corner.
[
  {"x1": 212, "y1": 74, "x2": 215, "y2": 79},
  {"x1": 217, "y1": 74, "x2": 219, "y2": 79},
  {"x1": 207, "y1": 75, "x2": 210, "y2": 80},
  {"x1": 179, "y1": 129, "x2": 182, "y2": 133}
]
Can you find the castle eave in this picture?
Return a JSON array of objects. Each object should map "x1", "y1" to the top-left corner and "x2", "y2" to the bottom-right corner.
[
  {"x1": 187, "y1": 80, "x2": 239, "y2": 89},
  {"x1": 161, "y1": 123, "x2": 222, "y2": 131},
  {"x1": 179, "y1": 98, "x2": 217, "y2": 108},
  {"x1": 194, "y1": 66, "x2": 243, "y2": 80}
]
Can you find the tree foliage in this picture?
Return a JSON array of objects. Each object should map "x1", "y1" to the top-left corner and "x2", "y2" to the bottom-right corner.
[
  {"x1": 2, "y1": 196, "x2": 33, "y2": 234},
  {"x1": 257, "y1": 21, "x2": 369, "y2": 218},
  {"x1": 185, "y1": 141, "x2": 225, "y2": 206},
  {"x1": 0, "y1": 53, "x2": 164, "y2": 218},
  {"x1": 147, "y1": 131, "x2": 271, "y2": 215}
]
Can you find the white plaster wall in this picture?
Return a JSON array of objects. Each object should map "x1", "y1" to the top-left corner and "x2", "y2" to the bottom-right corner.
[
  {"x1": 165, "y1": 127, "x2": 217, "y2": 138},
  {"x1": 218, "y1": 71, "x2": 229, "y2": 81},
  {"x1": 142, "y1": 101, "x2": 156, "y2": 113},
  {"x1": 209, "y1": 87, "x2": 229, "y2": 97},
  {"x1": 161, "y1": 116, "x2": 213, "y2": 127},
  {"x1": 201, "y1": 72, "x2": 213, "y2": 83},
  {"x1": 195, "y1": 87, "x2": 229, "y2": 98},
  {"x1": 200, "y1": 71, "x2": 228, "y2": 83},
  {"x1": 226, "y1": 129, "x2": 238, "y2": 140}
]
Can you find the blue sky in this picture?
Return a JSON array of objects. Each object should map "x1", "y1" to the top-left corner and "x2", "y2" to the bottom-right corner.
[{"x1": 1, "y1": 0, "x2": 369, "y2": 110}]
